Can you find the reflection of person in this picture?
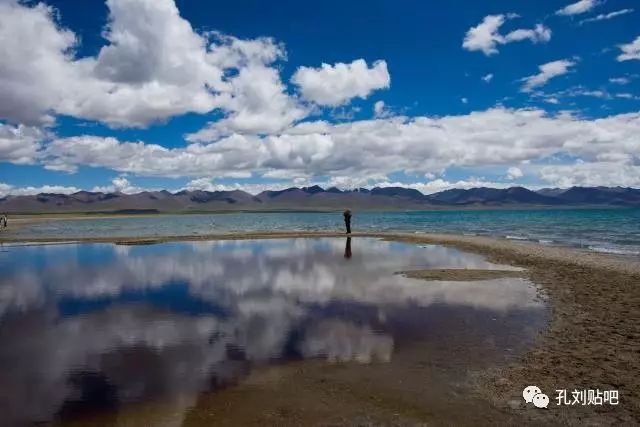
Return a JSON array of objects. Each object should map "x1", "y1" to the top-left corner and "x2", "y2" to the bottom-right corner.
[
  {"x1": 343, "y1": 209, "x2": 352, "y2": 234},
  {"x1": 344, "y1": 237, "x2": 352, "y2": 259}
]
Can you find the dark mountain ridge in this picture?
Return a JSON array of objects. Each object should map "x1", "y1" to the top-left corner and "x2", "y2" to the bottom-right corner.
[
  {"x1": 1, "y1": 186, "x2": 639, "y2": 214},
  {"x1": 428, "y1": 186, "x2": 562, "y2": 206}
]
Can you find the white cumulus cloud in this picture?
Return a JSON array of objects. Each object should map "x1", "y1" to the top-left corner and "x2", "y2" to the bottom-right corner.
[
  {"x1": 521, "y1": 59, "x2": 576, "y2": 92},
  {"x1": 373, "y1": 101, "x2": 393, "y2": 118},
  {"x1": 291, "y1": 59, "x2": 390, "y2": 106},
  {"x1": 0, "y1": 123, "x2": 45, "y2": 164},
  {"x1": 617, "y1": 36, "x2": 640, "y2": 61},
  {"x1": 462, "y1": 14, "x2": 551, "y2": 56},
  {"x1": 556, "y1": 0, "x2": 600, "y2": 16},
  {"x1": 540, "y1": 161, "x2": 640, "y2": 188},
  {"x1": 506, "y1": 166, "x2": 524, "y2": 180},
  {"x1": 503, "y1": 24, "x2": 552, "y2": 44},
  {"x1": 38, "y1": 108, "x2": 640, "y2": 189},
  {"x1": 0, "y1": 0, "x2": 304, "y2": 129},
  {"x1": 0, "y1": 183, "x2": 81, "y2": 197},
  {"x1": 91, "y1": 176, "x2": 145, "y2": 194}
]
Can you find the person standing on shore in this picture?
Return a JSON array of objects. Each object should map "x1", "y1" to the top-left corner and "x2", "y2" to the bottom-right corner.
[
  {"x1": 0, "y1": 214, "x2": 6, "y2": 230},
  {"x1": 343, "y1": 209, "x2": 352, "y2": 234}
]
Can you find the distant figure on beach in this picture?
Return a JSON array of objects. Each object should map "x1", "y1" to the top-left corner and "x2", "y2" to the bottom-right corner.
[
  {"x1": 0, "y1": 214, "x2": 6, "y2": 230},
  {"x1": 343, "y1": 209, "x2": 352, "y2": 234},
  {"x1": 344, "y1": 237, "x2": 352, "y2": 258}
]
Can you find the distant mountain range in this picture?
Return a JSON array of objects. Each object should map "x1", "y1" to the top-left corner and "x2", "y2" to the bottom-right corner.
[{"x1": 1, "y1": 186, "x2": 639, "y2": 214}]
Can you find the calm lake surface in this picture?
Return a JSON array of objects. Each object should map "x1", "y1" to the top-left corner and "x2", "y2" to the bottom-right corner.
[
  {"x1": 6, "y1": 208, "x2": 640, "y2": 255},
  {"x1": 0, "y1": 238, "x2": 545, "y2": 425}
]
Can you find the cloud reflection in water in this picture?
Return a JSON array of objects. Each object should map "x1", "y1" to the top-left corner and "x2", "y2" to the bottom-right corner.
[{"x1": 0, "y1": 238, "x2": 543, "y2": 425}]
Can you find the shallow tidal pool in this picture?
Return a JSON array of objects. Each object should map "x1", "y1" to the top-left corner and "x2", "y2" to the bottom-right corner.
[{"x1": 0, "y1": 237, "x2": 547, "y2": 425}]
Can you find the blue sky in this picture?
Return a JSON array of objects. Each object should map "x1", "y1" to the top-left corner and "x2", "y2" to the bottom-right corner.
[{"x1": 0, "y1": 0, "x2": 639, "y2": 195}]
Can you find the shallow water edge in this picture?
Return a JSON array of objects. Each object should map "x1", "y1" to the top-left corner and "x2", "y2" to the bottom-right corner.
[
  {"x1": 4, "y1": 208, "x2": 640, "y2": 255},
  {"x1": 1, "y1": 236, "x2": 545, "y2": 426},
  {"x1": 1, "y1": 232, "x2": 639, "y2": 425}
]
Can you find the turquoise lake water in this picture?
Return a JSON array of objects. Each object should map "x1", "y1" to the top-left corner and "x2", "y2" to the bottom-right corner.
[{"x1": 4, "y1": 208, "x2": 640, "y2": 255}]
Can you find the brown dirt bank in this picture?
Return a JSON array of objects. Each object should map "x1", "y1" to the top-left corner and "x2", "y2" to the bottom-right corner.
[
  {"x1": 388, "y1": 233, "x2": 640, "y2": 425},
  {"x1": 6, "y1": 231, "x2": 640, "y2": 425}
]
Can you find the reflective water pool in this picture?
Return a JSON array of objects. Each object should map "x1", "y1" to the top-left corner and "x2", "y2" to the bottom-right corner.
[{"x1": 0, "y1": 238, "x2": 546, "y2": 425}]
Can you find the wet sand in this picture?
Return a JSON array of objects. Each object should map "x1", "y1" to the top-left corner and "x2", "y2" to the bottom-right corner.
[
  {"x1": 398, "y1": 268, "x2": 524, "y2": 281},
  {"x1": 4, "y1": 231, "x2": 640, "y2": 425},
  {"x1": 392, "y1": 233, "x2": 640, "y2": 425}
]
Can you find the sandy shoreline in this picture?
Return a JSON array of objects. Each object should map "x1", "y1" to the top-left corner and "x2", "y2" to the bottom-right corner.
[
  {"x1": 391, "y1": 232, "x2": 640, "y2": 425},
  {"x1": 5, "y1": 231, "x2": 640, "y2": 425}
]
